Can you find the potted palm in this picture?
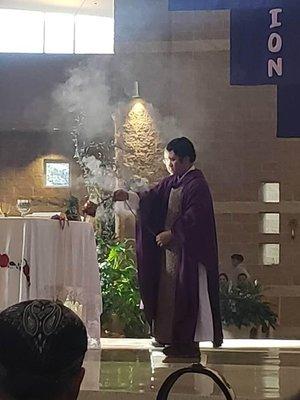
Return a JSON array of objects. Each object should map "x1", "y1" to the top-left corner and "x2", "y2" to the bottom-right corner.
[
  {"x1": 98, "y1": 238, "x2": 148, "y2": 338},
  {"x1": 219, "y1": 280, "x2": 278, "y2": 339}
]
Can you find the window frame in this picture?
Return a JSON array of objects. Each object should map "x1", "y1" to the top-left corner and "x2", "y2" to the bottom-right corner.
[{"x1": 44, "y1": 159, "x2": 71, "y2": 188}]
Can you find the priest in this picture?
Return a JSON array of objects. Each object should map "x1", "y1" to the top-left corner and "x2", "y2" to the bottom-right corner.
[{"x1": 114, "y1": 137, "x2": 223, "y2": 359}]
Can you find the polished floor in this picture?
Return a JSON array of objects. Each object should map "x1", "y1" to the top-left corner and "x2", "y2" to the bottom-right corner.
[{"x1": 79, "y1": 339, "x2": 300, "y2": 400}]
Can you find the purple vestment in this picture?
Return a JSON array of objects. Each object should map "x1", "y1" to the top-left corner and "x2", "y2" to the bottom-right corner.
[{"x1": 136, "y1": 169, "x2": 223, "y2": 345}]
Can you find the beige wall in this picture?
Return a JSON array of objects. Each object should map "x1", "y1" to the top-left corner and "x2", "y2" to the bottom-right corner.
[
  {"x1": 0, "y1": 0, "x2": 299, "y2": 336},
  {"x1": 0, "y1": 132, "x2": 85, "y2": 214}
]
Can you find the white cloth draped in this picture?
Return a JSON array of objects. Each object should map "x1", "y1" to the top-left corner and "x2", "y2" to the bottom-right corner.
[{"x1": 0, "y1": 217, "x2": 101, "y2": 348}]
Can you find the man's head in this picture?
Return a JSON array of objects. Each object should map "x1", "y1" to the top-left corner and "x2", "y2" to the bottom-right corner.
[
  {"x1": 219, "y1": 273, "x2": 229, "y2": 284},
  {"x1": 0, "y1": 299, "x2": 87, "y2": 400},
  {"x1": 231, "y1": 254, "x2": 244, "y2": 268},
  {"x1": 164, "y1": 137, "x2": 196, "y2": 176},
  {"x1": 237, "y1": 273, "x2": 248, "y2": 284}
]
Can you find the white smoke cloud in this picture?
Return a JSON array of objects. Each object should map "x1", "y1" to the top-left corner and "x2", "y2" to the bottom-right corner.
[
  {"x1": 24, "y1": 55, "x2": 183, "y2": 146},
  {"x1": 81, "y1": 155, "x2": 116, "y2": 192},
  {"x1": 47, "y1": 58, "x2": 114, "y2": 139},
  {"x1": 154, "y1": 113, "x2": 183, "y2": 144}
]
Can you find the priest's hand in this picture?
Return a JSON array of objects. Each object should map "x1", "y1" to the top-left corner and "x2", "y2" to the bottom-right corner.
[
  {"x1": 113, "y1": 189, "x2": 129, "y2": 202},
  {"x1": 156, "y1": 230, "x2": 172, "y2": 247}
]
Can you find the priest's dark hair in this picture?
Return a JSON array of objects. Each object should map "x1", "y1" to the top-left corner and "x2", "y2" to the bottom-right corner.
[
  {"x1": 166, "y1": 137, "x2": 196, "y2": 162},
  {"x1": 0, "y1": 299, "x2": 87, "y2": 400}
]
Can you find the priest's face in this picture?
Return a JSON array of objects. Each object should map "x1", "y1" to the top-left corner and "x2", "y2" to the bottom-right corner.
[{"x1": 163, "y1": 149, "x2": 192, "y2": 176}]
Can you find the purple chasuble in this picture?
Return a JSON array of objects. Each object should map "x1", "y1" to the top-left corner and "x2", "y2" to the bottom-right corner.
[{"x1": 135, "y1": 169, "x2": 223, "y2": 344}]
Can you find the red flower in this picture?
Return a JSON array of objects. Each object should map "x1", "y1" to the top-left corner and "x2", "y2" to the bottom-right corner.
[{"x1": 0, "y1": 254, "x2": 9, "y2": 268}]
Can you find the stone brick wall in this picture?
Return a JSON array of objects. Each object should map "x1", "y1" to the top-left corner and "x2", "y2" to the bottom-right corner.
[
  {"x1": 0, "y1": 0, "x2": 299, "y2": 336},
  {"x1": 0, "y1": 132, "x2": 85, "y2": 214}
]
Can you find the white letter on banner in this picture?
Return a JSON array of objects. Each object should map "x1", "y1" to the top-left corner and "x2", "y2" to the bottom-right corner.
[
  {"x1": 268, "y1": 32, "x2": 282, "y2": 53},
  {"x1": 268, "y1": 58, "x2": 283, "y2": 77},
  {"x1": 269, "y1": 8, "x2": 282, "y2": 28}
]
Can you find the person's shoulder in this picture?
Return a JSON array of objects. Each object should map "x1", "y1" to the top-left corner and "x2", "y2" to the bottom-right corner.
[
  {"x1": 153, "y1": 174, "x2": 175, "y2": 190},
  {"x1": 160, "y1": 174, "x2": 174, "y2": 185},
  {"x1": 236, "y1": 265, "x2": 250, "y2": 277},
  {"x1": 186, "y1": 169, "x2": 208, "y2": 185},
  {"x1": 184, "y1": 170, "x2": 210, "y2": 195}
]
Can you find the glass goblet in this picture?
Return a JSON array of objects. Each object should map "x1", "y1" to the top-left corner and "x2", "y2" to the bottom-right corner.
[{"x1": 16, "y1": 199, "x2": 31, "y2": 217}]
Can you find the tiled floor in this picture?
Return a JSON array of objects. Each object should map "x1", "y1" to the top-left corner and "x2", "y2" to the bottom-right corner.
[{"x1": 79, "y1": 339, "x2": 300, "y2": 400}]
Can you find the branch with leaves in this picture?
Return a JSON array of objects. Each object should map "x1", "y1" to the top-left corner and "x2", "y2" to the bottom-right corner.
[{"x1": 219, "y1": 281, "x2": 278, "y2": 331}]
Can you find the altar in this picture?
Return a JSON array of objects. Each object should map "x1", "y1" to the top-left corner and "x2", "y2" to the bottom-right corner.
[{"x1": 0, "y1": 217, "x2": 101, "y2": 347}]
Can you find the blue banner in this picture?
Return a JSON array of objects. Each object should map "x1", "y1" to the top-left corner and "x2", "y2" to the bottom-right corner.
[
  {"x1": 230, "y1": 8, "x2": 300, "y2": 85},
  {"x1": 169, "y1": 0, "x2": 300, "y2": 11},
  {"x1": 277, "y1": 85, "x2": 300, "y2": 138},
  {"x1": 169, "y1": 0, "x2": 300, "y2": 137}
]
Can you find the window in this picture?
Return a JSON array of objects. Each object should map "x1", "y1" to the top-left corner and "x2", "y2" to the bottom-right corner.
[
  {"x1": 261, "y1": 182, "x2": 280, "y2": 203},
  {"x1": 45, "y1": 161, "x2": 70, "y2": 188},
  {"x1": 0, "y1": 10, "x2": 44, "y2": 53},
  {"x1": 44, "y1": 13, "x2": 74, "y2": 54},
  {"x1": 0, "y1": 8, "x2": 114, "y2": 54},
  {"x1": 75, "y1": 15, "x2": 114, "y2": 54},
  {"x1": 261, "y1": 213, "x2": 280, "y2": 234},
  {"x1": 259, "y1": 184, "x2": 280, "y2": 267},
  {"x1": 262, "y1": 244, "x2": 280, "y2": 265}
]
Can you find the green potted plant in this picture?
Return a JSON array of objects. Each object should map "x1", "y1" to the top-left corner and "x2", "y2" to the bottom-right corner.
[
  {"x1": 219, "y1": 280, "x2": 278, "y2": 339},
  {"x1": 98, "y1": 238, "x2": 148, "y2": 338}
]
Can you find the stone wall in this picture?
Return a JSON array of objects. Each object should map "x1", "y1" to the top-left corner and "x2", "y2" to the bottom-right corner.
[
  {"x1": 0, "y1": 131, "x2": 85, "y2": 214},
  {"x1": 0, "y1": 0, "x2": 299, "y2": 336}
]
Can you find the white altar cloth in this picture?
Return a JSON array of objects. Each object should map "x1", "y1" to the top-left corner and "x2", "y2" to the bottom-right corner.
[{"x1": 0, "y1": 217, "x2": 102, "y2": 347}]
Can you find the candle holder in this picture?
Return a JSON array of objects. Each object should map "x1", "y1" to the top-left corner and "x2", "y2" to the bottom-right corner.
[{"x1": 0, "y1": 202, "x2": 11, "y2": 217}]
